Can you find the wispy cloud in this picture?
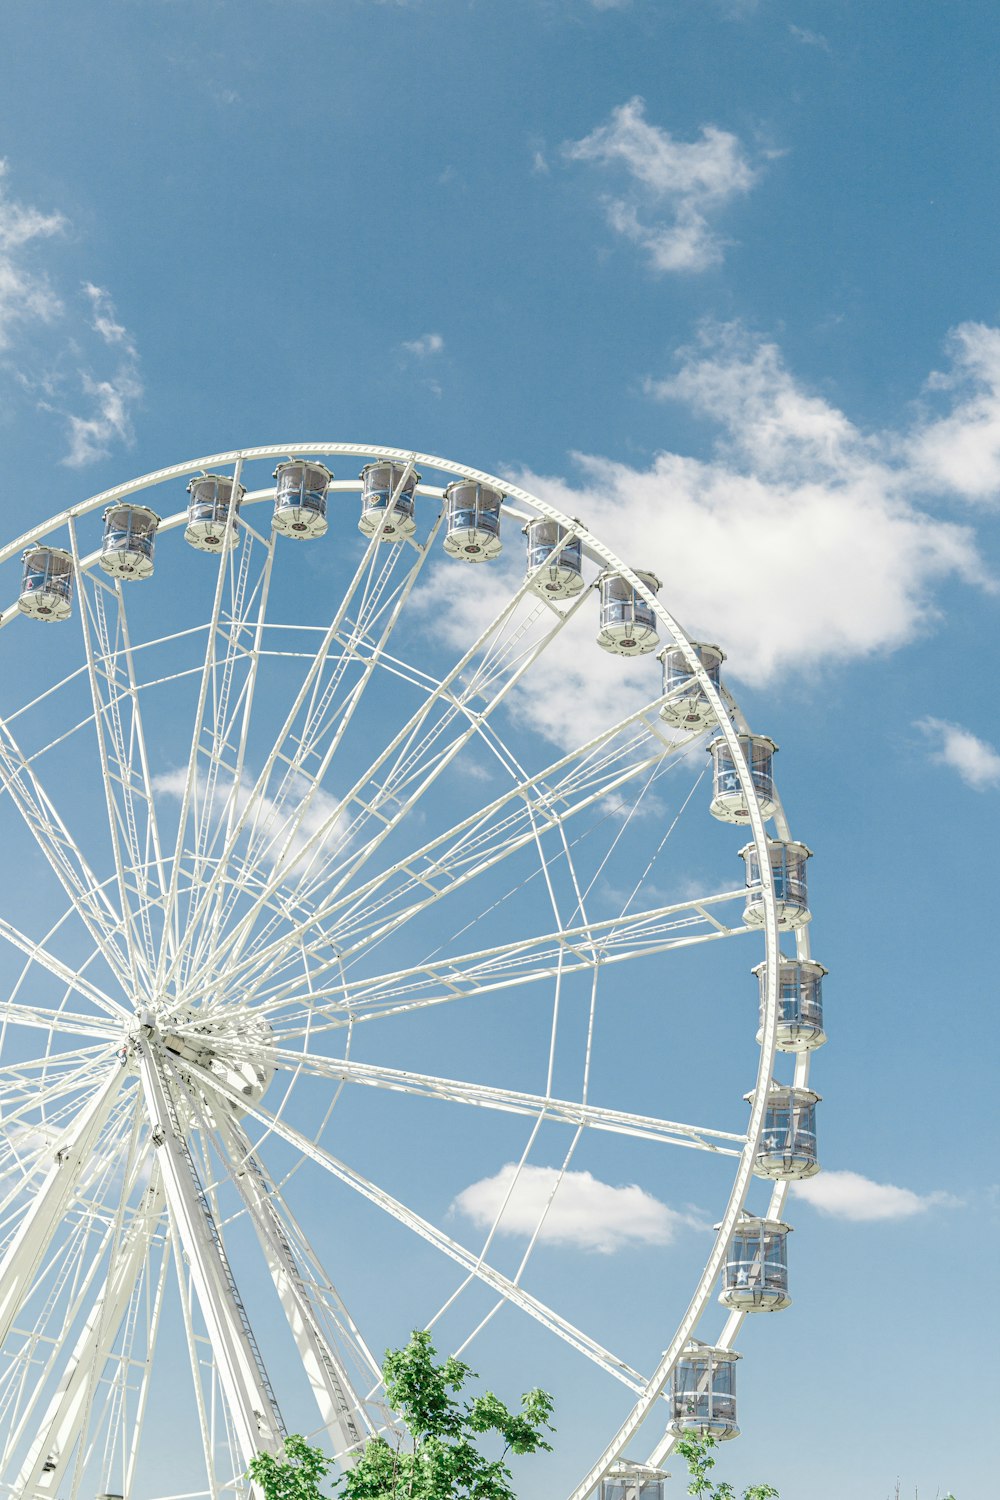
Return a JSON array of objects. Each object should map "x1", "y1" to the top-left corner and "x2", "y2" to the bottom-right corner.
[
  {"x1": 452, "y1": 1163, "x2": 703, "y2": 1253},
  {"x1": 59, "y1": 285, "x2": 143, "y2": 468},
  {"x1": 564, "y1": 98, "x2": 760, "y2": 272},
  {"x1": 789, "y1": 24, "x2": 831, "y2": 51},
  {"x1": 0, "y1": 159, "x2": 65, "y2": 350},
  {"x1": 792, "y1": 1169, "x2": 958, "y2": 1222},
  {"x1": 916, "y1": 717, "x2": 1000, "y2": 790},
  {"x1": 153, "y1": 766, "x2": 345, "y2": 880},
  {"x1": 908, "y1": 322, "x2": 1000, "y2": 501},
  {"x1": 401, "y1": 332, "x2": 444, "y2": 358},
  {"x1": 0, "y1": 160, "x2": 143, "y2": 467}
]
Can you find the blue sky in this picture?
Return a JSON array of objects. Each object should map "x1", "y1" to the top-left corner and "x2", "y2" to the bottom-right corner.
[{"x1": 0, "y1": 2, "x2": 998, "y2": 1498}]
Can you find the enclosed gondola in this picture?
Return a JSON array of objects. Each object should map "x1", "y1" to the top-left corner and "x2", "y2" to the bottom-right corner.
[
  {"x1": 596, "y1": 570, "x2": 661, "y2": 655},
  {"x1": 524, "y1": 517, "x2": 585, "y2": 598},
  {"x1": 18, "y1": 547, "x2": 74, "y2": 621},
  {"x1": 747, "y1": 1084, "x2": 821, "y2": 1180},
  {"x1": 719, "y1": 1212, "x2": 792, "y2": 1311},
  {"x1": 359, "y1": 460, "x2": 420, "y2": 540},
  {"x1": 442, "y1": 480, "x2": 504, "y2": 560},
  {"x1": 658, "y1": 641, "x2": 724, "y2": 729},
  {"x1": 708, "y1": 734, "x2": 778, "y2": 823},
  {"x1": 667, "y1": 1341, "x2": 740, "y2": 1441},
  {"x1": 600, "y1": 1463, "x2": 669, "y2": 1500},
  {"x1": 740, "y1": 838, "x2": 812, "y2": 930},
  {"x1": 272, "y1": 460, "x2": 333, "y2": 539},
  {"x1": 185, "y1": 474, "x2": 245, "y2": 552},
  {"x1": 99, "y1": 505, "x2": 160, "y2": 580},
  {"x1": 753, "y1": 957, "x2": 827, "y2": 1051}
]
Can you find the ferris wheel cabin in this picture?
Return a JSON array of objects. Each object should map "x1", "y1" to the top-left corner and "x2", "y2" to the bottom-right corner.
[
  {"x1": 358, "y1": 460, "x2": 420, "y2": 540},
  {"x1": 523, "y1": 517, "x2": 585, "y2": 598},
  {"x1": 708, "y1": 734, "x2": 778, "y2": 822},
  {"x1": 99, "y1": 504, "x2": 160, "y2": 580},
  {"x1": 596, "y1": 570, "x2": 662, "y2": 655},
  {"x1": 18, "y1": 547, "x2": 73, "y2": 621},
  {"x1": 667, "y1": 1341, "x2": 740, "y2": 1442},
  {"x1": 740, "y1": 839, "x2": 812, "y2": 930},
  {"x1": 272, "y1": 460, "x2": 334, "y2": 538},
  {"x1": 658, "y1": 641, "x2": 724, "y2": 729},
  {"x1": 442, "y1": 480, "x2": 504, "y2": 560},
  {"x1": 185, "y1": 474, "x2": 245, "y2": 552},
  {"x1": 753, "y1": 957, "x2": 827, "y2": 1051},
  {"x1": 719, "y1": 1212, "x2": 792, "y2": 1312},
  {"x1": 600, "y1": 1463, "x2": 669, "y2": 1500},
  {"x1": 747, "y1": 1084, "x2": 821, "y2": 1180}
]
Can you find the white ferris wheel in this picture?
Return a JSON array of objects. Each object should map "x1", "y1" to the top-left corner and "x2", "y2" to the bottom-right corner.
[{"x1": 0, "y1": 445, "x2": 824, "y2": 1500}]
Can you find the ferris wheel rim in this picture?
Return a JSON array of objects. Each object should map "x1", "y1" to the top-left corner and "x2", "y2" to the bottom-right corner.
[{"x1": 0, "y1": 442, "x2": 816, "y2": 1500}]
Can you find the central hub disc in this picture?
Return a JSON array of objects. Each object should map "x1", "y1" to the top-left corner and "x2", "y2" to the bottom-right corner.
[{"x1": 155, "y1": 1010, "x2": 276, "y2": 1113}]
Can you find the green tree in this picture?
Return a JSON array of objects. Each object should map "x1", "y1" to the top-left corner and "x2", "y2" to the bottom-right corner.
[
  {"x1": 674, "y1": 1430, "x2": 778, "y2": 1500},
  {"x1": 340, "y1": 1329, "x2": 555, "y2": 1500},
  {"x1": 249, "y1": 1433, "x2": 333, "y2": 1500}
]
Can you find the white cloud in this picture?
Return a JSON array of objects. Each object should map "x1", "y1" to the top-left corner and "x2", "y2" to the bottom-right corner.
[
  {"x1": 564, "y1": 98, "x2": 759, "y2": 272},
  {"x1": 792, "y1": 1169, "x2": 957, "y2": 1222},
  {"x1": 84, "y1": 282, "x2": 136, "y2": 353},
  {"x1": 452, "y1": 1163, "x2": 702, "y2": 1253},
  {"x1": 153, "y1": 766, "x2": 345, "y2": 880},
  {"x1": 418, "y1": 321, "x2": 996, "y2": 749},
  {"x1": 789, "y1": 24, "x2": 831, "y2": 51},
  {"x1": 59, "y1": 286, "x2": 143, "y2": 468},
  {"x1": 0, "y1": 158, "x2": 65, "y2": 350},
  {"x1": 916, "y1": 717, "x2": 1000, "y2": 790},
  {"x1": 908, "y1": 322, "x2": 1000, "y2": 501},
  {"x1": 401, "y1": 332, "x2": 444, "y2": 358}
]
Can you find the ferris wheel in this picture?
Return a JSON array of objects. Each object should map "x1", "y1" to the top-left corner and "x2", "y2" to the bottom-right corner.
[{"x1": 0, "y1": 445, "x2": 825, "y2": 1500}]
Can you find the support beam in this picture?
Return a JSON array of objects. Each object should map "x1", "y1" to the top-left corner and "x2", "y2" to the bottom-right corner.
[
  {"x1": 136, "y1": 1039, "x2": 285, "y2": 1469},
  {"x1": 215, "y1": 1110, "x2": 371, "y2": 1462},
  {"x1": 0, "y1": 1059, "x2": 125, "y2": 1347},
  {"x1": 13, "y1": 1175, "x2": 165, "y2": 1498}
]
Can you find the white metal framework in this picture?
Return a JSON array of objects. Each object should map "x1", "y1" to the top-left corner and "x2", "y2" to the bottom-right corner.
[{"x1": 0, "y1": 445, "x2": 821, "y2": 1500}]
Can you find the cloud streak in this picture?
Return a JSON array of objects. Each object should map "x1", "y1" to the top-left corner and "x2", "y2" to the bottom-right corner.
[
  {"x1": 60, "y1": 285, "x2": 143, "y2": 468},
  {"x1": 916, "y1": 717, "x2": 1000, "y2": 790},
  {"x1": 564, "y1": 98, "x2": 759, "y2": 272},
  {"x1": 0, "y1": 158, "x2": 65, "y2": 351},
  {"x1": 401, "y1": 332, "x2": 444, "y2": 358},
  {"x1": 0, "y1": 160, "x2": 142, "y2": 467},
  {"x1": 452, "y1": 1162, "x2": 703, "y2": 1253},
  {"x1": 791, "y1": 1169, "x2": 958, "y2": 1222}
]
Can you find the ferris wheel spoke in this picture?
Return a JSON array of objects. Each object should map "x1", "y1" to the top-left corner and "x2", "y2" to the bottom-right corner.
[
  {"x1": 192, "y1": 565, "x2": 594, "y2": 992},
  {"x1": 193, "y1": 699, "x2": 688, "y2": 1012},
  {"x1": 155, "y1": 459, "x2": 252, "y2": 992},
  {"x1": 0, "y1": 1210, "x2": 107, "y2": 1473},
  {"x1": 184, "y1": 512, "x2": 444, "y2": 990},
  {"x1": 162, "y1": 525, "x2": 407, "y2": 994},
  {"x1": 208, "y1": 1109, "x2": 374, "y2": 1457},
  {"x1": 170, "y1": 1220, "x2": 223, "y2": 1500},
  {"x1": 233, "y1": 887, "x2": 749, "y2": 1030},
  {"x1": 0, "y1": 997, "x2": 117, "y2": 1040},
  {"x1": 0, "y1": 1062, "x2": 126, "y2": 1349},
  {"x1": 0, "y1": 914, "x2": 125, "y2": 1026},
  {"x1": 70, "y1": 522, "x2": 166, "y2": 988},
  {"x1": 11, "y1": 1168, "x2": 164, "y2": 1499},
  {"x1": 135, "y1": 1040, "x2": 286, "y2": 1467},
  {"x1": 177, "y1": 514, "x2": 278, "y2": 986},
  {"x1": 0, "y1": 720, "x2": 134, "y2": 1001},
  {"x1": 258, "y1": 1050, "x2": 744, "y2": 1155},
  {"x1": 191, "y1": 1055, "x2": 653, "y2": 1399}
]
